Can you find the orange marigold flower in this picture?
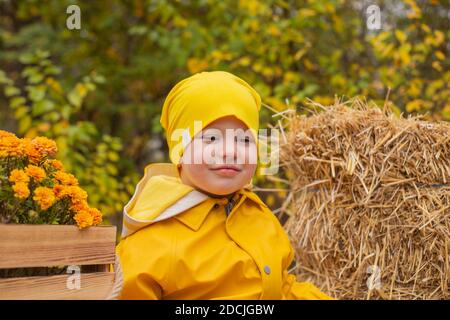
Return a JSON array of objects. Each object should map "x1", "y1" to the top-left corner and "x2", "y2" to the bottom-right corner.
[
  {"x1": 88, "y1": 207, "x2": 103, "y2": 225},
  {"x1": 0, "y1": 130, "x2": 15, "y2": 138},
  {"x1": 33, "y1": 186, "x2": 56, "y2": 210},
  {"x1": 9, "y1": 169, "x2": 30, "y2": 184},
  {"x1": 58, "y1": 185, "x2": 88, "y2": 206},
  {"x1": 70, "y1": 200, "x2": 89, "y2": 213},
  {"x1": 54, "y1": 171, "x2": 78, "y2": 186},
  {"x1": 25, "y1": 165, "x2": 46, "y2": 182},
  {"x1": 74, "y1": 210, "x2": 94, "y2": 229},
  {"x1": 53, "y1": 184, "x2": 66, "y2": 199},
  {"x1": 12, "y1": 182, "x2": 30, "y2": 199},
  {"x1": 25, "y1": 137, "x2": 57, "y2": 163},
  {"x1": 68, "y1": 186, "x2": 88, "y2": 201},
  {"x1": 49, "y1": 159, "x2": 64, "y2": 170},
  {"x1": 24, "y1": 139, "x2": 40, "y2": 163},
  {"x1": 0, "y1": 136, "x2": 27, "y2": 158}
]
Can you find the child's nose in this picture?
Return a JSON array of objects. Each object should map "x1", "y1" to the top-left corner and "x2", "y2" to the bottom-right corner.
[{"x1": 219, "y1": 139, "x2": 237, "y2": 163}]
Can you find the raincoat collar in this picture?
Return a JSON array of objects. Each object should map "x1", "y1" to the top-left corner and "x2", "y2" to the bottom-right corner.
[
  {"x1": 122, "y1": 163, "x2": 266, "y2": 237},
  {"x1": 172, "y1": 199, "x2": 217, "y2": 231},
  {"x1": 173, "y1": 188, "x2": 265, "y2": 232}
]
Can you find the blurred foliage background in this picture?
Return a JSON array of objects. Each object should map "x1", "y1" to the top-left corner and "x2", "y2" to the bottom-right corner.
[{"x1": 0, "y1": 0, "x2": 449, "y2": 227}]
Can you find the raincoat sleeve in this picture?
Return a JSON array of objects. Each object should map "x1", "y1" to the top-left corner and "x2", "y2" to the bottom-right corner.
[
  {"x1": 281, "y1": 246, "x2": 335, "y2": 300},
  {"x1": 115, "y1": 235, "x2": 170, "y2": 300}
]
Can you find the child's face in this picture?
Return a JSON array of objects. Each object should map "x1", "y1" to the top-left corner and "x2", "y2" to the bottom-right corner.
[{"x1": 179, "y1": 116, "x2": 257, "y2": 196}]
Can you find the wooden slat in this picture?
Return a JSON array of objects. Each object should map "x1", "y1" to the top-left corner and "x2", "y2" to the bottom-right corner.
[
  {"x1": 0, "y1": 224, "x2": 116, "y2": 268},
  {"x1": 0, "y1": 272, "x2": 115, "y2": 300}
]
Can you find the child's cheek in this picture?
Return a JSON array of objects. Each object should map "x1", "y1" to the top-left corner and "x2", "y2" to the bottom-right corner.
[{"x1": 237, "y1": 143, "x2": 258, "y2": 166}]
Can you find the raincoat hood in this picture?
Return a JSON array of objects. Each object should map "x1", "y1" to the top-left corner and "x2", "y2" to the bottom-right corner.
[{"x1": 121, "y1": 163, "x2": 253, "y2": 238}]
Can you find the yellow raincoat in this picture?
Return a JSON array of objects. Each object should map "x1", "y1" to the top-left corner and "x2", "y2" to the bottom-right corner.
[{"x1": 116, "y1": 163, "x2": 334, "y2": 300}]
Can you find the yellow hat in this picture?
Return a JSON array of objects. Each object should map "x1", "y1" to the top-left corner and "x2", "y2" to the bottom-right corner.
[{"x1": 160, "y1": 71, "x2": 261, "y2": 164}]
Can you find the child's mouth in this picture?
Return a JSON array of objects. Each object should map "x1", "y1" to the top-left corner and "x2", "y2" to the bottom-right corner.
[{"x1": 210, "y1": 165, "x2": 242, "y2": 177}]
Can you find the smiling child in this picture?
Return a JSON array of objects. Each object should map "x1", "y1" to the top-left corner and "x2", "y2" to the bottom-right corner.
[{"x1": 115, "y1": 71, "x2": 333, "y2": 300}]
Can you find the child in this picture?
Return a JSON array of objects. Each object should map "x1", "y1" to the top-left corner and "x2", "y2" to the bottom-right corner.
[{"x1": 116, "y1": 71, "x2": 334, "y2": 300}]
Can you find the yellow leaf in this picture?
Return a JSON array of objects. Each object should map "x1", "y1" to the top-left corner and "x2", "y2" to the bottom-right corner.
[
  {"x1": 249, "y1": 20, "x2": 259, "y2": 32},
  {"x1": 406, "y1": 99, "x2": 422, "y2": 112},
  {"x1": 238, "y1": 56, "x2": 251, "y2": 67},
  {"x1": 434, "y1": 30, "x2": 445, "y2": 46},
  {"x1": 210, "y1": 50, "x2": 232, "y2": 62},
  {"x1": 396, "y1": 44, "x2": 412, "y2": 66},
  {"x1": 253, "y1": 62, "x2": 263, "y2": 72},
  {"x1": 262, "y1": 67, "x2": 275, "y2": 78},
  {"x1": 432, "y1": 61, "x2": 442, "y2": 72},
  {"x1": 173, "y1": 16, "x2": 188, "y2": 28},
  {"x1": 294, "y1": 48, "x2": 308, "y2": 61},
  {"x1": 297, "y1": 8, "x2": 316, "y2": 18},
  {"x1": 435, "y1": 51, "x2": 445, "y2": 61},
  {"x1": 420, "y1": 24, "x2": 431, "y2": 33},
  {"x1": 303, "y1": 59, "x2": 316, "y2": 71},
  {"x1": 380, "y1": 43, "x2": 394, "y2": 58},
  {"x1": 283, "y1": 71, "x2": 298, "y2": 83},
  {"x1": 25, "y1": 128, "x2": 38, "y2": 139},
  {"x1": 187, "y1": 58, "x2": 209, "y2": 73},
  {"x1": 75, "y1": 83, "x2": 88, "y2": 98},
  {"x1": 332, "y1": 14, "x2": 344, "y2": 33},
  {"x1": 46, "y1": 77, "x2": 63, "y2": 94},
  {"x1": 239, "y1": 0, "x2": 263, "y2": 14},
  {"x1": 407, "y1": 79, "x2": 422, "y2": 97},
  {"x1": 395, "y1": 30, "x2": 407, "y2": 43},
  {"x1": 442, "y1": 105, "x2": 450, "y2": 120},
  {"x1": 313, "y1": 95, "x2": 334, "y2": 106},
  {"x1": 267, "y1": 25, "x2": 280, "y2": 36},
  {"x1": 265, "y1": 96, "x2": 286, "y2": 111},
  {"x1": 404, "y1": 0, "x2": 422, "y2": 19},
  {"x1": 37, "y1": 123, "x2": 50, "y2": 133},
  {"x1": 266, "y1": 194, "x2": 275, "y2": 207},
  {"x1": 325, "y1": 3, "x2": 335, "y2": 13}
]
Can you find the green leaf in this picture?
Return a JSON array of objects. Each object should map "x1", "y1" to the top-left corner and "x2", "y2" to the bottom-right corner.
[
  {"x1": 110, "y1": 140, "x2": 122, "y2": 151},
  {"x1": 129, "y1": 25, "x2": 148, "y2": 36},
  {"x1": 107, "y1": 151, "x2": 119, "y2": 162},
  {"x1": 32, "y1": 100, "x2": 55, "y2": 116},
  {"x1": 72, "y1": 152, "x2": 86, "y2": 163},
  {"x1": 67, "y1": 90, "x2": 82, "y2": 108},
  {"x1": 45, "y1": 111, "x2": 61, "y2": 122},
  {"x1": 22, "y1": 66, "x2": 45, "y2": 84},
  {"x1": 106, "y1": 164, "x2": 118, "y2": 175},
  {"x1": 4, "y1": 86, "x2": 20, "y2": 97},
  {"x1": 61, "y1": 104, "x2": 72, "y2": 120},
  {"x1": 35, "y1": 49, "x2": 50, "y2": 60},
  {"x1": 14, "y1": 106, "x2": 29, "y2": 119},
  {"x1": 39, "y1": 59, "x2": 51, "y2": 67},
  {"x1": 21, "y1": 66, "x2": 39, "y2": 78},
  {"x1": 18, "y1": 116, "x2": 32, "y2": 133},
  {"x1": 28, "y1": 85, "x2": 46, "y2": 101},
  {"x1": 442, "y1": 107, "x2": 450, "y2": 120},
  {"x1": 0, "y1": 70, "x2": 12, "y2": 85},
  {"x1": 10, "y1": 96, "x2": 26, "y2": 109},
  {"x1": 44, "y1": 66, "x2": 61, "y2": 75},
  {"x1": 93, "y1": 74, "x2": 105, "y2": 84},
  {"x1": 19, "y1": 52, "x2": 37, "y2": 64},
  {"x1": 29, "y1": 73, "x2": 44, "y2": 84}
]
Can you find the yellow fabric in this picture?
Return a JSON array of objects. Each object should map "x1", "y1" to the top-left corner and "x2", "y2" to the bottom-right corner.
[
  {"x1": 160, "y1": 71, "x2": 261, "y2": 164},
  {"x1": 116, "y1": 164, "x2": 335, "y2": 300},
  {"x1": 128, "y1": 175, "x2": 192, "y2": 221}
]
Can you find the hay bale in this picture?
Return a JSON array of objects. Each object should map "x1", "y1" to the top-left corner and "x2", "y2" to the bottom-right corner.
[{"x1": 281, "y1": 98, "x2": 450, "y2": 300}]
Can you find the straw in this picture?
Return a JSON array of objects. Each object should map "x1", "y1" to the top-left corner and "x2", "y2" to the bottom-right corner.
[{"x1": 281, "y1": 98, "x2": 450, "y2": 300}]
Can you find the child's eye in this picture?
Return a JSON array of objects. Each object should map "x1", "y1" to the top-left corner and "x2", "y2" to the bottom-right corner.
[
  {"x1": 235, "y1": 136, "x2": 251, "y2": 144},
  {"x1": 202, "y1": 135, "x2": 220, "y2": 143}
]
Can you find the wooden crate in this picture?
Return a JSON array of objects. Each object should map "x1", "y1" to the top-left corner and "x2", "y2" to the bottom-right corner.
[{"x1": 0, "y1": 224, "x2": 118, "y2": 300}]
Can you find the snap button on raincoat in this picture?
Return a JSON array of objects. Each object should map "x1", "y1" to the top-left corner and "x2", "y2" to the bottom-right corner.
[{"x1": 116, "y1": 163, "x2": 334, "y2": 300}]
